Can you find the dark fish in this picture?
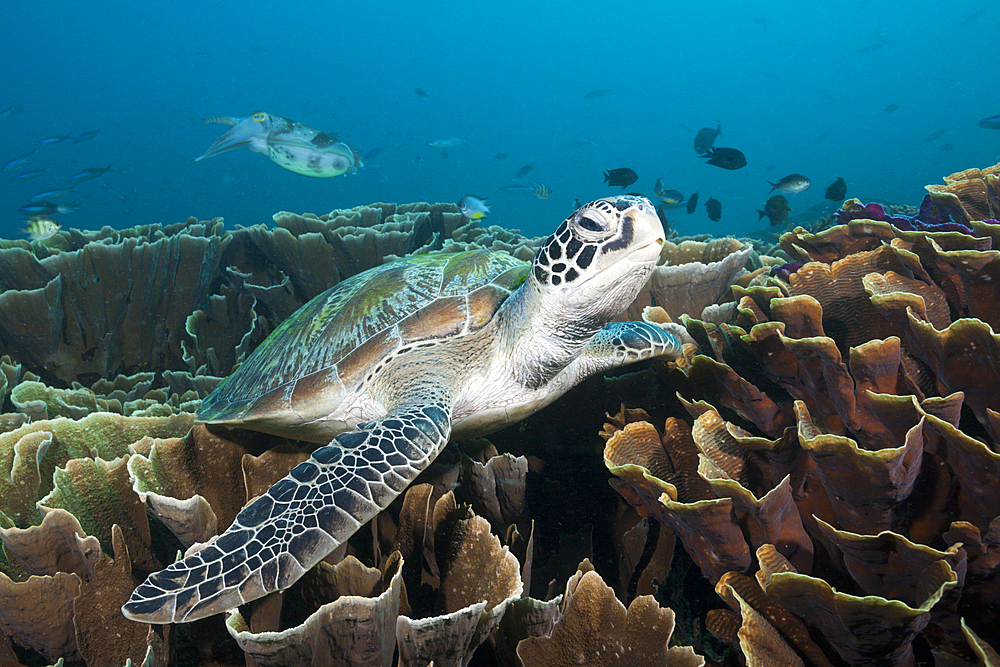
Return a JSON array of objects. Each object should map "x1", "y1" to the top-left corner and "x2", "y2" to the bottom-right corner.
[
  {"x1": 768, "y1": 173, "x2": 810, "y2": 194},
  {"x1": 694, "y1": 121, "x2": 721, "y2": 155},
  {"x1": 493, "y1": 153, "x2": 508, "y2": 161},
  {"x1": 702, "y1": 147, "x2": 746, "y2": 170},
  {"x1": 940, "y1": 143, "x2": 955, "y2": 151},
  {"x1": 564, "y1": 139, "x2": 594, "y2": 149},
  {"x1": 961, "y1": 8, "x2": 987, "y2": 24},
  {"x1": 8, "y1": 169, "x2": 47, "y2": 182},
  {"x1": 924, "y1": 128, "x2": 949, "y2": 142},
  {"x1": 574, "y1": 198, "x2": 583, "y2": 208},
  {"x1": 758, "y1": 195, "x2": 790, "y2": 226},
  {"x1": 603, "y1": 167, "x2": 638, "y2": 189},
  {"x1": 825, "y1": 177, "x2": 847, "y2": 201},
  {"x1": 705, "y1": 197, "x2": 722, "y2": 222},
  {"x1": 66, "y1": 164, "x2": 114, "y2": 184},
  {"x1": 876, "y1": 29, "x2": 889, "y2": 45},
  {"x1": 415, "y1": 88, "x2": 430, "y2": 98},
  {"x1": 655, "y1": 205, "x2": 671, "y2": 232},
  {"x1": 584, "y1": 89, "x2": 611, "y2": 99},
  {"x1": 978, "y1": 114, "x2": 1000, "y2": 129},
  {"x1": 856, "y1": 43, "x2": 884, "y2": 52},
  {"x1": 686, "y1": 192, "x2": 699, "y2": 214},
  {"x1": 884, "y1": 104, "x2": 900, "y2": 112},
  {"x1": 514, "y1": 163, "x2": 534, "y2": 179},
  {"x1": 1, "y1": 150, "x2": 35, "y2": 172},
  {"x1": 73, "y1": 129, "x2": 101, "y2": 143},
  {"x1": 813, "y1": 129, "x2": 832, "y2": 145},
  {"x1": 362, "y1": 147, "x2": 384, "y2": 160}
]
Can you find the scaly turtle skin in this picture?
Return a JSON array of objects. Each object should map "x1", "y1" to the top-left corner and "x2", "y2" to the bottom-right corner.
[{"x1": 122, "y1": 195, "x2": 683, "y2": 623}]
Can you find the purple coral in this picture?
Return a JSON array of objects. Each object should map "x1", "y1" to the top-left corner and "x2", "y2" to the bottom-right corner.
[{"x1": 833, "y1": 195, "x2": 980, "y2": 233}]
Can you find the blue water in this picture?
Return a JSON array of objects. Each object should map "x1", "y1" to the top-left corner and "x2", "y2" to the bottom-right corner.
[{"x1": 4, "y1": 1, "x2": 998, "y2": 240}]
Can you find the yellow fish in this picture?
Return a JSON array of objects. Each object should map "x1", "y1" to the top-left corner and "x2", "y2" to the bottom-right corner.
[
  {"x1": 532, "y1": 182, "x2": 552, "y2": 199},
  {"x1": 20, "y1": 215, "x2": 61, "y2": 240}
]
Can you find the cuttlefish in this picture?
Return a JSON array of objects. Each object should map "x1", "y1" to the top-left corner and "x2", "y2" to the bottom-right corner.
[{"x1": 196, "y1": 111, "x2": 362, "y2": 177}]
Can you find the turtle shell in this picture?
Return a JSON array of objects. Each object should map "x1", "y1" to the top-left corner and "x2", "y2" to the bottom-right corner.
[{"x1": 197, "y1": 250, "x2": 528, "y2": 430}]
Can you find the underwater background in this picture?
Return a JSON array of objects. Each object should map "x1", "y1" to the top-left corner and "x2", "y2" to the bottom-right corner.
[
  {"x1": 5, "y1": 1, "x2": 1000, "y2": 667},
  {"x1": 4, "y1": 0, "x2": 998, "y2": 238}
]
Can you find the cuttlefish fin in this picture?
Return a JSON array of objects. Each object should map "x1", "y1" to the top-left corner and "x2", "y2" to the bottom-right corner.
[{"x1": 203, "y1": 116, "x2": 241, "y2": 126}]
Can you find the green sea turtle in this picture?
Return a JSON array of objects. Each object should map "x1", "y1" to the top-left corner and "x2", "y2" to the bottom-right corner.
[{"x1": 122, "y1": 195, "x2": 684, "y2": 623}]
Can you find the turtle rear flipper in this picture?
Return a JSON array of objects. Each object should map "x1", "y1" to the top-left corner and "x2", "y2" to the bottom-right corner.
[{"x1": 122, "y1": 400, "x2": 452, "y2": 624}]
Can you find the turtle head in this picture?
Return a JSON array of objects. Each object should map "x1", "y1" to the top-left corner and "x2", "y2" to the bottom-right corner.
[{"x1": 530, "y1": 195, "x2": 664, "y2": 321}]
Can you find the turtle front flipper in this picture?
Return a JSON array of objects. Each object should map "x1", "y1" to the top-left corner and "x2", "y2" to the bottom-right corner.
[
  {"x1": 576, "y1": 321, "x2": 684, "y2": 374},
  {"x1": 122, "y1": 400, "x2": 452, "y2": 624}
]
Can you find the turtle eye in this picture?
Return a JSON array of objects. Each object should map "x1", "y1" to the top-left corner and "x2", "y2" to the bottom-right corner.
[
  {"x1": 252, "y1": 111, "x2": 268, "y2": 122},
  {"x1": 571, "y1": 209, "x2": 614, "y2": 241}
]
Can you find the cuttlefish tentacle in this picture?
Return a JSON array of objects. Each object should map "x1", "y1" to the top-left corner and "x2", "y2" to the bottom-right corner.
[{"x1": 195, "y1": 111, "x2": 362, "y2": 178}]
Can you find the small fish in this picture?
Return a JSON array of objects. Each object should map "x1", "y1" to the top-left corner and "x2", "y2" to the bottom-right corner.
[
  {"x1": 73, "y1": 129, "x2": 101, "y2": 143},
  {"x1": 574, "y1": 198, "x2": 583, "y2": 209},
  {"x1": 686, "y1": 192, "x2": 699, "y2": 214},
  {"x1": 584, "y1": 89, "x2": 611, "y2": 99},
  {"x1": 767, "y1": 173, "x2": 810, "y2": 194},
  {"x1": 19, "y1": 215, "x2": 61, "y2": 240},
  {"x1": 495, "y1": 182, "x2": 536, "y2": 195},
  {"x1": 758, "y1": 195, "x2": 791, "y2": 226},
  {"x1": 705, "y1": 197, "x2": 722, "y2": 222},
  {"x1": 653, "y1": 179, "x2": 685, "y2": 207},
  {"x1": 38, "y1": 133, "x2": 73, "y2": 145},
  {"x1": 977, "y1": 114, "x2": 1000, "y2": 130},
  {"x1": 884, "y1": 104, "x2": 900, "y2": 113},
  {"x1": 514, "y1": 163, "x2": 534, "y2": 179},
  {"x1": 29, "y1": 187, "x2": 75, "y2": 201},
  {"x1": 66, "y1": 164, "x2": 114, "y2": 184},
  {"x1": 426, "y1": 137, "x2": 467, "y2": 148},
  {"x1": 362, "y1": 147, "x2": 384, "y2": 161},
  {"x1": 824, "y1": 177, "x2": 847, "y2": 201},
  {"x1": 961, "y1": 8, "x2": 987, "y2": 25},
  {"x1": 0, "y1": 102, "x2": 18, "y2": 123},
  {"x1": 415, "y1": 88, "x2": 431, "y2": 98},
  {"x1": 18, "y1": 201, "x2": 79, "y2": 215},
  {"x1": 440, "y1": 149, "x2": 449, "y2": 159},
  {"x1": 655, "y1": 205, "x2": 671, "y2": 232},
  {"x1": 532, "y1": 182, "x2": 552, "y2": 199},
  {"x1": 8, "y1": 169, "x2": 47, "y2": 182},
  {"x1": 940, "y1": 143, "x2": 955, "y2": 151},
  {"x1": 813, "y1": 129, "x2": 833, "y2": 145},
  {"x1": 702, "y1": 147, "x2": 746, "y2": 170},
  {"x1": 458, "y1": 195, "x2": 490, "y2": 220},
  {"x1": 604, "y1": 167, "x2": 638, "y2": 189},
  {"x1": 856, "y1": 43, "x2": 884, "y2": 52},
  {"x1": 564, "y1": 140, "x2": 594, "y2": 149},
  {"x1": 694, "y1": 121, "x2": 721, "y2": 155},
  {"x1": 2, "y1": 150, "x2": 36, "y2": 171},
  {"x1": 493, "y1": 153, "x2": 508, "y2": 161},
  {"x1": 924, "y1": 128, "x2": 949, "y2": 143}
]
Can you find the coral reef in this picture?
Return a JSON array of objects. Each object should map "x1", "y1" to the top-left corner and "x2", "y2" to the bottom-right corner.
[
  {"x1": 603, "y1": 165, "x2": 1000, "y2": 666},
  {"x1": 5, "y1": 166, "x2": 1000, "y2": 665}
]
